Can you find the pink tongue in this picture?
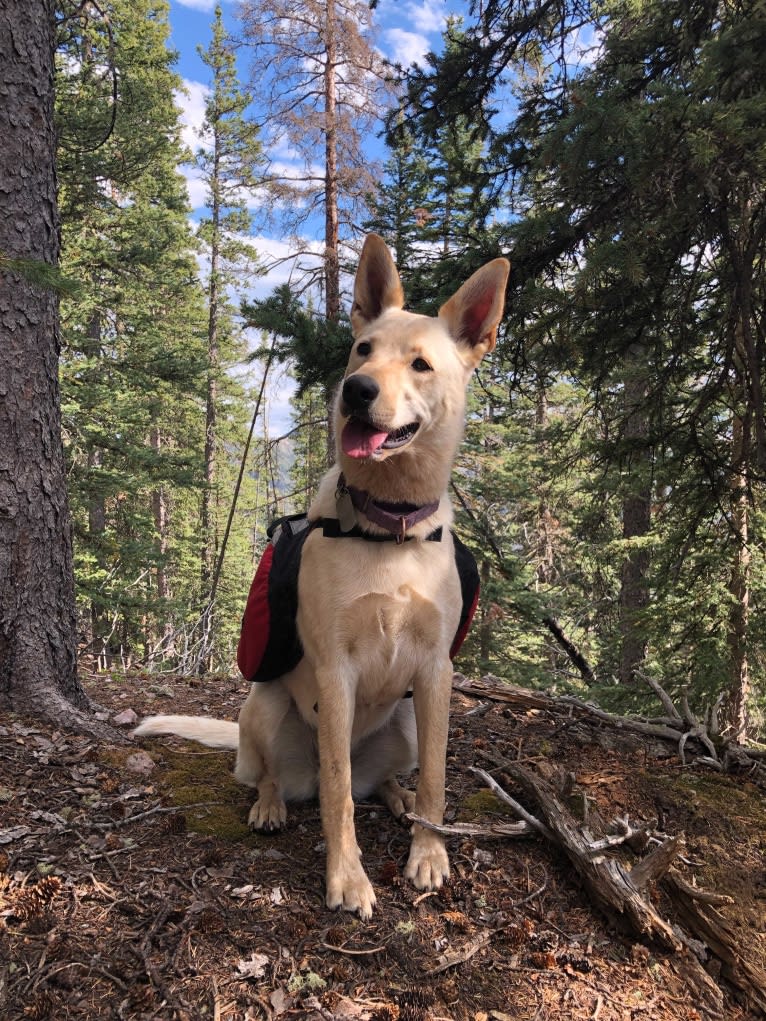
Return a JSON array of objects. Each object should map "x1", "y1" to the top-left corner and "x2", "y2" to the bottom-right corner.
[{"x1": 341, "y1": 420, "x2": 389, "y2": 458}]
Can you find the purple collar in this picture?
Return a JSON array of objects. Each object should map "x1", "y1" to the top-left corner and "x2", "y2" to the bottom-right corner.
[{"x1": 337, "y1": 474, "x2": 440, "y2": 544}]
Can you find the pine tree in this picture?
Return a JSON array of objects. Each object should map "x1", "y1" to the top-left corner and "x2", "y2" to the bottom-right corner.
[
  {"x1": 238, "y1": 0, "x2": 392, "y2": 449},
  {"x1": 405, "y1": 0, "x2": 766, "y2": 722},
  {"x1": 362, "y1": 112, "x2": 433, "y2": 292},
  {"x1": 195, "y1": 4, "x2": 264, "y2": 659},
  {"x1": 57, "y1": 0, "x2": 209, "y2": 667}
]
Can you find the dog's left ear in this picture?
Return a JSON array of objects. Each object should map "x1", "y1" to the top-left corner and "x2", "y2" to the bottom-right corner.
[
  {"x1": 351, "y1": 234, "x2": 405, "y2": 337},
  {"x1": 439, "y1": 258, "x2": 510, "y2": 366}
]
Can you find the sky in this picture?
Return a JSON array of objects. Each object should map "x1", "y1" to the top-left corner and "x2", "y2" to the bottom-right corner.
[
  {"x1": 164, "y1": 0, "x2": 465, "y2": 435},
  {"x1": 167, "y1": 0, "x2": 462, "y2": 243}
]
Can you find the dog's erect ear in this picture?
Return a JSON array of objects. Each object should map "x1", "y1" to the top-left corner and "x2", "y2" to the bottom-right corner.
[
  {"x1": 438, "y1": 258, "x2": 510, "y2": 365},
  {"x1": 351, "y1": 234, "x2": 405, "y2": 336}
]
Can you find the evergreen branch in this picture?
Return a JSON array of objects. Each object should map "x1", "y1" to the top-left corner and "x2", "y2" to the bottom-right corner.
[
  {"x1": 0, "y1": 254, "x2": 79, "y2": 296},
  {"x1": 56, "y1": 0, "x2": 118, "y2": 152},
  {"x1": 450, "y1": 480, "x2": 596, "y2": 684}
]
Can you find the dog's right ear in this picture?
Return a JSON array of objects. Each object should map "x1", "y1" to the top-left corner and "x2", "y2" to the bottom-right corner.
[{"x1": 351, "y1": 234, "x2": 404, "y2": 337}]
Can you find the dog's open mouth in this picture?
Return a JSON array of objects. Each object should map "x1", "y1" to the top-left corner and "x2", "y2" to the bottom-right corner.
[{"x1": 341, "y1": 418, "x2": 420, "y2": 459}]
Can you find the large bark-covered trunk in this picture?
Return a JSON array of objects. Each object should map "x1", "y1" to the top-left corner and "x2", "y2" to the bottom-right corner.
[{"x1": 0, "y1": 1, "x2": 88, "y2": 717}]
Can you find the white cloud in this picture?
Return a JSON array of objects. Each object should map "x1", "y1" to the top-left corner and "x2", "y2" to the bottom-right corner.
[
  {"x1": 405, "y1": 0, "x2": 451, "y2": 35},
  {"x1": 175, "y1": 79, "x2": 211, "y2": 154},
  {"x1": 383, "y1": 27, "x2": 431, "y2": 69},
  {"x1": 183, "y1": 168, "x2": 209, "y2": 210},
  {"x1": 174, "y1": 0, "x2": 217, "y2": 11}
]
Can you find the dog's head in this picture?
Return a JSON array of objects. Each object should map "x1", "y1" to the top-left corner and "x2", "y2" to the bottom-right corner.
[{"x1": 336, "y1": 235, "x2": 510, "y2": 475}]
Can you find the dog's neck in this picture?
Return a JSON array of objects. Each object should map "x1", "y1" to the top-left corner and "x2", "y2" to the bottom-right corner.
[
  {"x1": 336, "y1": 445, "x2": 453, "y2": 507},
  {"x1": 337, "y1": 473, "x2": 440, "y2": 543}
]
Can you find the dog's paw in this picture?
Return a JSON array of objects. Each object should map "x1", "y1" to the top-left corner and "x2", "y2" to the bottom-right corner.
[
  {"x1": 377, "y1": 779, "x2": 416, "y2": 820},
  {"x1": 248, "y1": 796, "x2": 287, "y2": 832},
  {"x1": 326, "y1": 863, "x2": 377, "y2": 920},
  {"x1": 404, "y1": 836, "x2": 450, "y2": 891}
]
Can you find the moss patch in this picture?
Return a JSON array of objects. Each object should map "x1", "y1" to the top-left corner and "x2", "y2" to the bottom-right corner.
[
  {"x1": 457, "y1": 789, "x2": 509, "y2": 821},
  {"x1": 155, "y1": 748, "x2": 252, "y2": 840}
]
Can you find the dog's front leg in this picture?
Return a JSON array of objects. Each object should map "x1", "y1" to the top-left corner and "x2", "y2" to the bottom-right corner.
[
  {"x1": 405, "y1": 660, "x2": 452, "y2": 890},
  {"x1": 316, "y1": 670, "x2": 376, "y2": 919}
]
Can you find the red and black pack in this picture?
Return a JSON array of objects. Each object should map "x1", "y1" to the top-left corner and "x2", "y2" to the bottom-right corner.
[{"x1": 237, "y1": 515, "x2": 480, "y2": 684}]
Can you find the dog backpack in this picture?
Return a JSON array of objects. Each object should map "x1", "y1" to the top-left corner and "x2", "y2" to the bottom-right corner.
[{"x1": 236, "y1": 515, "x2": 481, "y2": 684}]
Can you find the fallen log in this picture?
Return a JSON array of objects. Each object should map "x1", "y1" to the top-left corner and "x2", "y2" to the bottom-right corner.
[
  {"x1": 478, "y1": 748, "x2": 682, "y2": 951},
  {"x1": 456, "y1": 674, "x2": 766, "y2": 783},
  {"x1": 470, "y1": 746, "x2": 766, "y2": 1014},
  {"x1": 663, "y1": 870, "x2": 766, "y2": 1014}
]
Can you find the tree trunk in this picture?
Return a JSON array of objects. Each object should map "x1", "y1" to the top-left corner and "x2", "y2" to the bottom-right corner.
[
  {"x1": 150, "y1": 425, "x2": 174, "y2": 657},
  {"x1": 478, "y1": 557, "x2": 492, "y2": 663},
  {"x1": 535, "y1": 379, "x2": 556, "y2": 588},
  {"x1": 724, "y1": 229, "x2": 755, "y2": 739},
  {"x1": 201, "y1": 260, "x2": 218, "y2": 596},
  {"x1": 0, "y1": 0, "x2": 98, "y2": 727},
  {"x1": 323, "y1": 0, "x2": 339, "y2": 464},
  {"x1": 727, "y1": 409, "x2": 750, "y2": 741},
  {"x1": 619, "y1": 343, "x2": 651, "y2": 684},
  {"x1": 85, "y1": 311, "x2": 108, "y2": 665},
  {"x1": 200, "y1": 147, "x2": 221, "y2": 665}
]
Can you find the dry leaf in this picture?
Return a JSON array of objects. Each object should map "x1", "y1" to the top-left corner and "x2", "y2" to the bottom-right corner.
[{"x1": 236, "y1": 952, "x2": 270, "y2": 980}]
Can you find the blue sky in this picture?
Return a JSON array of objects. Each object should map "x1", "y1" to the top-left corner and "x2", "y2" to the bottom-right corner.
[
  {"x1": 168, "y1": 0, "x2": 458, "y2": 83},
  {"x1": 167, "y1": 0, "x2": 463, "y2": 230}
]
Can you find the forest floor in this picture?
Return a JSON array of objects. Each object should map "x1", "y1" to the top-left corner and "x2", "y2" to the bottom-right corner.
[{"x1": 1, "y1": 670, "x2": 765, "y2": 1021}]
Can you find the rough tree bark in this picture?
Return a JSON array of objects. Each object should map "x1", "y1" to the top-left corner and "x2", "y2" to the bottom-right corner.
[{"x1": 0, "y1": 0, "x2": 111, "y2": 736}]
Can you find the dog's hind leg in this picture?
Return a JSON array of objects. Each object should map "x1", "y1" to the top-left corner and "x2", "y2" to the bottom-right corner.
[{"x1": 236, "y1": 681, "x2": 316, "y2": 832}]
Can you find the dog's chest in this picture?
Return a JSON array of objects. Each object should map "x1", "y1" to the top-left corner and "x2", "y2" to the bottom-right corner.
[{"x1": 297, "y1": 534, "x2": 461, "y2": 688}]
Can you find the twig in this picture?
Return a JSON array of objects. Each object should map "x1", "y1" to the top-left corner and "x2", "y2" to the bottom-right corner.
[
  {"x1": 585, "y1": 818, "x2": 652, "y2": 856},
  {"x1": 424, "y1": 929, "x2": 493, "y2": 975},
  {"x1": 321, "y1": 942, "x2": 385, "y2": 955},
  {"x1": 665, "y1": 869, "x2": 734, "y2": 906},
  {"x1": 109, "y1": 801, "x2": 218, "y2": 829},
  {"x1": 469, "y1": 767, "x2": 555, "y2": 841},
  {"x1": 513, "y1": 873, "x2": 549, "y2": 907},
  {"x1": 404, "y1": 811, "x2": 533, "y2": 840},
  {"x1": 637, "y1": 671, "x2": 682, "y2": 721}
]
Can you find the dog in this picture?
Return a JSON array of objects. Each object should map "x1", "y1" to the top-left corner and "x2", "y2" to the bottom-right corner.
[{"x1": 134, "y1": 234, "x2": 509, "y2": 919}]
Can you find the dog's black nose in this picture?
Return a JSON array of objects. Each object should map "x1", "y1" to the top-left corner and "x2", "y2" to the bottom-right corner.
[{"x1": 342, "y1": 374, "x2": 379, "y2": 412}]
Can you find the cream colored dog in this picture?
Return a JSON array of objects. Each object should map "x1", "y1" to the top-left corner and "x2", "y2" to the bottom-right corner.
[{"x1": 134, "y1": 235, "x2": 509, "y2": 919}]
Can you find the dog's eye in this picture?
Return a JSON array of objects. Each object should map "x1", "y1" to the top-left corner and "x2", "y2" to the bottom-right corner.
[
  {"x1": 356, "y1": 341, "x2": 372, "y2": 357},
  {"x1": 411, "y1": 357, "x2": 432, "y2": 373}
]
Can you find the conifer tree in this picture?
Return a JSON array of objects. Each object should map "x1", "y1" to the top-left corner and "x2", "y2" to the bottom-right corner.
[
  {"x1": 238, "y1": 0, "x2": 392, "y2": 446},
  {"x1": 405, "y1": 0, "x2": 766, "y2": 723},
  {"x1": 195, "y1": 5, "x2": 263, "y2": 657},
  {"x1": 57, "y1": 0, "x2": 208, "y2": 666},
  {"x1": 362, "y1": 112, "x2": 432, "y2": 292}
]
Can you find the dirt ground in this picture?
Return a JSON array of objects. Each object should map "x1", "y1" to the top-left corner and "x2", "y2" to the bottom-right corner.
[{"x1": 1, "y1": 670, "x2": 765, "y2": 1021}]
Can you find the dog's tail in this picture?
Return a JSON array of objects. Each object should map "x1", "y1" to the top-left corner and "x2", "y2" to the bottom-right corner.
[{"x1": 133, "y1": 715, "x2": 238, "y2": 750}]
